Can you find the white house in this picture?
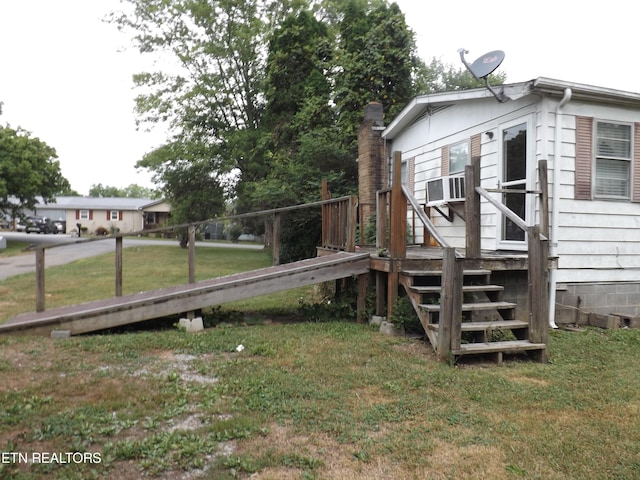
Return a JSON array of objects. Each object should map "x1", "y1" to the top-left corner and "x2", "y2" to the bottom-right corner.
[{"x1": 380, "y1": 77, "x2": 640, "y2": 325}]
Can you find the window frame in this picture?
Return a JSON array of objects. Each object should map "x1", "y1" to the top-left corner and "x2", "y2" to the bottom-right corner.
[
  {"x1": 79, "y1": 210, "x2": 90, "y2": 220},
  {"x1": 109, "y1": 210, "x2": 120, "y2": 221},
  {"x1": 448, "y1": 140, "x2": 470, "y2": 174},
  {"x1": 593, "y1": 120, "x2": 633, "y2": 200}
]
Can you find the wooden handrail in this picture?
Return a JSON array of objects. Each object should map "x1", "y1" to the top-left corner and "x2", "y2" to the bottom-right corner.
[
  {"x1": 475, "y1": 186, "x2": 548, "y2": 241},
  {"x1": 401, "y1": 184, "x2": 455, "y2": 251}
]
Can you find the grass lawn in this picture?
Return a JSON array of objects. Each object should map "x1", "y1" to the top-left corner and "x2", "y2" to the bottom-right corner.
[{"x1": 1, "y1": 246, "x2": 639, "y2": 479}]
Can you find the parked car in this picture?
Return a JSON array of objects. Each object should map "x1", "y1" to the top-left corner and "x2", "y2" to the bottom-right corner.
[
  {"x1": 26, "y1": 216, "x2": 58, "y2": 234},
  {"x1": 54, "y1": 220, "x2": 66, "y2": 234}
]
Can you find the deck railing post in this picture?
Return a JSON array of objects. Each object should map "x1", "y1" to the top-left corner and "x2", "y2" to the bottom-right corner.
[
  {"x1": 272, "y1": 212, "x2": 281, "y2": 265},
  {"x1": 35, "y1": 248, "x2": 45, "y2": 312},
  {"x1": 346, "y1": 195, "x2": 358, "y2": 251},
  {"x1": 115, "y1": 236, "x2": 123, "y2": 296},
  {"x1": 538, "y1": 160, "x2": 550, "y2": 239},
  {"x1": 465, "y1": 156, "x2": 481, "y2": 258},
  {"x1": 528, "y1": 225, "x2": 549, "y2": 361},
  {"x1": 188, "y1": 225, "x2": 196, "y2": 284},
  {"x1": 439, "y1": 247, "x2": 463, "y2": 361},
  {"x1": 389, "y1": 152, "x2": 407, "y2": 259}
]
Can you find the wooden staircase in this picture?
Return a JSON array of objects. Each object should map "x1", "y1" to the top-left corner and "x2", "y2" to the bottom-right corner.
[{"x1": 400, "y1": 268, "x2": 547, "y2": 363}]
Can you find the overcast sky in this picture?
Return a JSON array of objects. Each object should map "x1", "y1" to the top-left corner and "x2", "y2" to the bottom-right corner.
[{"x1": 1, "y1": 0, "x2": 638, "y2": 195}]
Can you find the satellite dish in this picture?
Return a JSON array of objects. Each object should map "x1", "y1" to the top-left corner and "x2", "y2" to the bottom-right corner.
[
  {"x1": 469, "y1": 50, "x2": 505, "y2": 79},
  {"x1": 458, "y1": 48, "x2": 507, "y2": 103}
]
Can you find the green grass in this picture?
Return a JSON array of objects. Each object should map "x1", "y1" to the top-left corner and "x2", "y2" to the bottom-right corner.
[
  {"x1": 0, "y1": 240, "x2": 31, "y2": 257},
  {"x1": 0, "y1": 325, "x2": 639, "y2": 479},
  {"x1": 1, "y1": 246, "x2": 639, "y2": 479},
  {"x1": 0, "y1": 245, "x2": 309, "y2": 323}
]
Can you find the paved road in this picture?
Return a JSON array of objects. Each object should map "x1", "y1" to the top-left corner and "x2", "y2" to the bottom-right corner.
[{"x1": 0, "y1": 232, "x2": 264, "y2": 281}]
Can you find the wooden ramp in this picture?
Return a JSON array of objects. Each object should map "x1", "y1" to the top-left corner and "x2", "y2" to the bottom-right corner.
[{"x1": 1, "y1": 251, "x2": 370, "y2": 337}]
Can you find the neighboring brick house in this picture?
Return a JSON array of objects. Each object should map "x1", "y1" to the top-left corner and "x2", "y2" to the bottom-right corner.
[{"x1": 35, "y1": 197, "x2": 171, "y2": 234}]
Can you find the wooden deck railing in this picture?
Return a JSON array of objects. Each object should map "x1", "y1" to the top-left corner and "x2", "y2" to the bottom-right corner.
[
  {"x1": 381, "y1": 151, "x2": 550, "y2": 362},
  {"x1": 31, "y1": 196, "x2": 357, "y2": 314}
]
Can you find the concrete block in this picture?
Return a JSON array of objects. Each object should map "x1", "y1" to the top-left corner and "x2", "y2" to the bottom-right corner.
[
  {"x1": 50, "y1": 330, "x2": 71, "y2": 339},
  {"x1": 178, "y1": 317, "x2": 204, "y2": 333},
  {"x1": 0, "y1": 236, "x2": 5, "y2": 249},
  {"x1": 379, "y1": 321, "x2": 404, "y2": 336},
  {"x1": 611, "y1": 313, "x2": 640, "y2": 329},
  {"x1": 369, "y1": 315, "x2": 385, "y2": 326},
  {"x1": 588, "y1": 313, "x2": 620, "y2": 330}
]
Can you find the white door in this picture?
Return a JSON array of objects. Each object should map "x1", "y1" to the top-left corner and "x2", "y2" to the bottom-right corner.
[{"x1": 497, "y1": 118, "x2": 532, "y2": 249}]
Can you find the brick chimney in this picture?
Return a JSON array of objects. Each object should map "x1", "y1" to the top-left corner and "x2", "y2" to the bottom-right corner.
[{"x1": 358, "y1": 102, "x2": 387, "y2": 238}]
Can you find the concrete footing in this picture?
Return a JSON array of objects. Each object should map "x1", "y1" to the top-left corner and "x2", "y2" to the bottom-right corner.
[{"x1": 178, "y1": 317, "x2": 204, "y2": 333}]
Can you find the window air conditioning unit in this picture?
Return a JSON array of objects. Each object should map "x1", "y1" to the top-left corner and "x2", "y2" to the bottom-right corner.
[{"x1": 426, "y1": 174, "x2": 466, "y2": 206}]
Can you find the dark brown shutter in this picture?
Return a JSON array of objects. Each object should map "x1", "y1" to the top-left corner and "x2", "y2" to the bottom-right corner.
[
  {"x1": 89, "y1": 210, "x2": 93, "y2": 220},
  {"x1": 119, "y1": 211, "x2": 123, "y2": 221},
  {"x1": 75, "y1": 210, "x2": 80, "y2": 220},
  {"x1": 441, "y1": 146, "x2": 449, "y2": 176},
  {"x1": 107, "y1": 211, "x2": 110, "y2": 220},
  {"x1": 575, "y1": 116, "x2": 593, "y2": 200}
]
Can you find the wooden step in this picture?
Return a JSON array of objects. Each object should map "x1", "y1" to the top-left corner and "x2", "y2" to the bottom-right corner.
[
  {"x1": 409, "y1": 285, "x2": 504, "y2": 294},
  {"x1": 452, "y1": 340, "x2": 546, "y2": 355},
  {"x1": 401, "y1": 269, "x2": 491, "y2": 277},
  {"x1": 426, "y1": 320, "x2": 528, "y2": 332},
  {"x1": 419, "y1": 301, "x2": 517, "y2": 313}
]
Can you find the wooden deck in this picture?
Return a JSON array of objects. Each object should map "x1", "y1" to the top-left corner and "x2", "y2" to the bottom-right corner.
[
  {"x1": 364, "y1": 245, "x2": 555, "y2": 273},
  {"x1": 1, "y1": 251, "x2": 370, "y2": 337}
]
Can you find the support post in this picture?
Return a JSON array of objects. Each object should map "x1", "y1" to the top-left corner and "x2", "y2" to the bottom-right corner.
[
  {"x1": 528, "y1": 225, "x2": 549, "y2": 362},
  {"x1": 35, "y1": 248, "x2": 45, "y2": 312},
  {"x1": 465, "y1": 156, "x2": 481, "y2": 258},
  {"x1": 389, "y1": 151, "x2": 407, "y2": 259},
  {"x1": 357, "y1": 273, "x2": 369, "y2": 323},
  {"x1": 272, "y1": 212, "x2": 281, "y2": 265},
  {"x1": 346, "y1": 195, "x2": 358, "y2": 252},
  {"x1": 438, "y1": 247, "x2": 462, "y2": 362},
  {"x1": 376, "y1": 191, "x2": 388, "y2": 250},
  {"x1": 321, "y1": 180, "x2": 330, "y2": 247},
  {"x1": 538, "y1": 160, "x2": 550, "y2": 239},
  {"x1": 188, "y1": 225, "x2": 196, "y2": 284},
  {"x1": 115, "y1": 236, "x2": 123, "y2": 297}
]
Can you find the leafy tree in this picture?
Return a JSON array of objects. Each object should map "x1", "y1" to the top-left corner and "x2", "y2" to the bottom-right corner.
[
  {"x1": 415, "y1": 57, "x2": 507, "y2": 94},
  {"x1": 88, "y1": 183, "x2": 158, "y2": 199},
  {"x1": 333, "y1": 0, "x2": 419, "y2": 155},
  {"x1": 0, "y1": 124, "x2": 70, "y2": 222},
  {"x1": 137, "y1": 140, "x2": 227, "y2": 246}
]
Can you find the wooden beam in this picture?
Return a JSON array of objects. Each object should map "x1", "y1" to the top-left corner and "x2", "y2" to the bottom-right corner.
[
  {"x1": 188, "y1": 225, "x2": 196, "y2": 284},
  {"x1": 438, "y1": 247, "x2": 462, "y2": 361},
  {"x1": 465, "y1": 157, "x2": 481, "y2": 258},
  {"x1": 357, "y1": 273, "x2": 369, "y2": 323},
  {"x1": 389, "y1": 152, "x2": 406, "y2": 259},
  {"x1": 115, "y1": 236, "x2": 123, "y2": 297},
  {"x1": 538, "y1": 160, "x2": 550, "y2": 239},
  {"x1": 272, "y1": 213, "x2": 281, "y2": 266},
  {"x1": 35, "y1": 248, "x2": 45, "y2": 312},
  {"x1": 527, "y1": 225, "x2": 549, "y2": 362}
]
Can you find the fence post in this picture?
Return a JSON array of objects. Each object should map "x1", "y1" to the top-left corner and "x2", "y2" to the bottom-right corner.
[
  {"x1": 35, "y1": 248, "x2": 45, "y2": 312},
  {"x1": 115, "y1": 236, "x2": 123, "y2": 296},
  {"x1": 465, "y1": 156, "x2": 481, "y2": 258}
]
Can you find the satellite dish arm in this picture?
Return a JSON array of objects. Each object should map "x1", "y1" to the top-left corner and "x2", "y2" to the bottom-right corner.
[
  {"x1": 457, "y1": 49, "x2": 480, "y2": 81},
  {"x1": 484, "y1": 77, "x2": 507, "y2": 103}
]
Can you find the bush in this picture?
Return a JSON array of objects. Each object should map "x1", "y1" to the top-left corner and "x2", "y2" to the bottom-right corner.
[{"x1": 95, "y1": 226, "x2": 109, "y2": 236}]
